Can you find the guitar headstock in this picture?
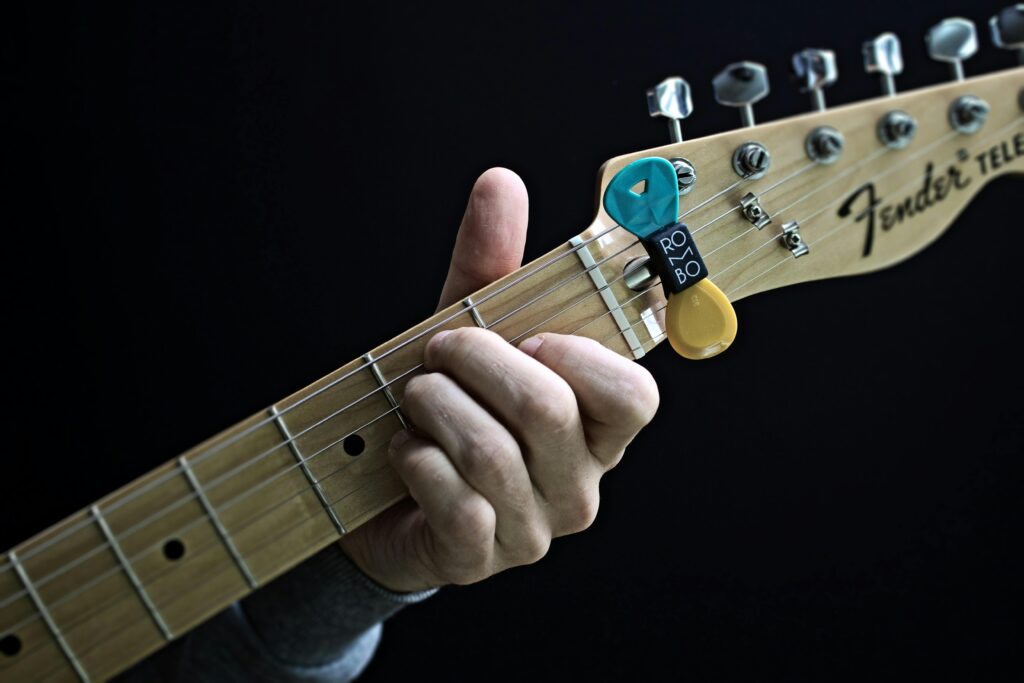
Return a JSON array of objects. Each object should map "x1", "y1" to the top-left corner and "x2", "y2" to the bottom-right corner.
[{"x1": 591, "y1": 18, "x2": 1023, "y2": 309}]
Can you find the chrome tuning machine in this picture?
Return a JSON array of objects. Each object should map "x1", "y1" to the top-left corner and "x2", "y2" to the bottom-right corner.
[
  {"x1": 791, "y1": 48, "x2": 838, "y2": 111},
  {"x1": 926, "y1": 17, "x2": 978, "y2": 81},
  {"x1": 712, "y1": 61, "x2": 770, "y2": 127}
]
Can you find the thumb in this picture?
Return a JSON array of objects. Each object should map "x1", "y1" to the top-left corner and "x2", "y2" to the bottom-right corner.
[{"x1": 437, "y1": 167, "x2": 528, "y2": 311}]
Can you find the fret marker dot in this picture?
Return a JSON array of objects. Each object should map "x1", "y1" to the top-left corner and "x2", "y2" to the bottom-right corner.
[
  {"x1": 163, "y1": 539, "x2": 186, "y2": 561},
  {"x1": 0, "y1": 633, "x2": 21, "y2": 657},
  {"x1": 343, "y1": 434, "x2": 365, "y2": 456}
]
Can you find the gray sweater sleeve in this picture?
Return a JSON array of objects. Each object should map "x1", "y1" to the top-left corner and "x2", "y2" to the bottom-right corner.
[{"x1": 115, "y1": 545, "x2": 437, "y2": 682}]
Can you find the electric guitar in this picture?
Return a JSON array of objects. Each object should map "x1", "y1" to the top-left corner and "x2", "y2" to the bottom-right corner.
[{"x1": 2, "y1": 12, "x2": 1022, "y2": 682}]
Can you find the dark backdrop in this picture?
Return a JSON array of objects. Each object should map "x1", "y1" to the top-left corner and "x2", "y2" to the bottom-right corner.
[{"x1": 3, "y1": 1, "x2": 1023, "y2": 680}]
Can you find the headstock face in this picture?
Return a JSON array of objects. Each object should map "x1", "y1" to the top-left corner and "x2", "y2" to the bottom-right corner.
[{"x1": 593, "y1": 68, "x2": 1023, "y2": 303}]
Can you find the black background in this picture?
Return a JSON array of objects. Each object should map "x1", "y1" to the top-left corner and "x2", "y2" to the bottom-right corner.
[{"x1": 3, "y1": 1, "x2": 1023, "y2": 680}]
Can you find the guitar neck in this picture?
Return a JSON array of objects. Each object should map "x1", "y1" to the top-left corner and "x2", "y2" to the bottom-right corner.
[{"x1": 0, "y1": 224, "x2": 661, "y2": 681}]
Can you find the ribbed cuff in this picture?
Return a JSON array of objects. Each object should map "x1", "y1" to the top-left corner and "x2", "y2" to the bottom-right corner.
[{"x1": 239, "y1": 544, "x2": 438, "y2": 668}]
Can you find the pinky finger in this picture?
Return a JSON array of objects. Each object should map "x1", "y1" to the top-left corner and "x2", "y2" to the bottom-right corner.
[{"x1": 388, "y1": 431, "x2": 497, "y2": 582}]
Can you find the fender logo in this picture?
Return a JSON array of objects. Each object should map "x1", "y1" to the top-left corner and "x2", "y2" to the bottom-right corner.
[{"x1": 837, "y1": 131, "x2": 1023, "y2": 258}]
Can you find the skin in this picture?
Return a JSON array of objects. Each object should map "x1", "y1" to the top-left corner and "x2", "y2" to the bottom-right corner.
[{"x1": 339, "y1": 168, "x2": 660, "y2": 593}]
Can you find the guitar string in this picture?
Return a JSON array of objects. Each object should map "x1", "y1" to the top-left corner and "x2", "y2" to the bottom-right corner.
[
  {"x1": 0, "y1": 223, "x2": 643, "y2": 585},
  {"x1": 0, "y1": 106, "x2": 885, "y2": 580},
  {"x1": 2, "y1": 109, "x2": 1014, "y2": 624},
  {"x1": 0, "y1": 110, "x2": 1007, "y2": 633},
  {"x1": 0, "y1": 234, "x2": 654, "y2": 608},
  {"x1": 705, "y1": 130, "x2": 961, "y2": 275},
  {"x1": 690, "y1": 161, "x2": 819, "y2": 236},
  {"x1": 7, "y1": 109, "x2": 1016, "y2": 653},
  {"x1": 0, "y1": 221, "x2": 630, "y2": 573},
  {"x1": 12, "y1": 106, "x2": 1022, "y2": 666},
  {"x1": 0, "y1": 110, "x2": 999, "y2": 616},
  {"x1": 0, "y1": 269, "x2": 668, "y2": 644},
  {"x1": 699, "y1": 148, "x2": 891, "y2": 259},
  {"x1": 0, "y1": 256, "x2": 664, "y2": 624},
  {"x1": 728, "y1": 149, "x2": 983, "y2": 297},
  {"x1": 10, "y1": 285, "x2": 671, "y2": 672},
  {"x1": 0, "y1": 117, "x2": 864, "y2": 603},
  {"x1": 0, "y1": 130, "x2": 797, "y2": 582},
  {"x1": 709, "y1": 117, "x2": 1019, "y2": 282}
]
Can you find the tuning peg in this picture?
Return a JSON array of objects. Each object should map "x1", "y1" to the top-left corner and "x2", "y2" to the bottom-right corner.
[
  {"x1": 712, "y1": 62, "x2": 770, "y2": 127},
  {"x1": 647, "y1": 77, "x2": 693, "y2": 143},
  {"x1": 791, "y1": 48, "x2": 838, "y2": 111},
  {"x1": 863, "y1": 32, "x2": 904, "y2": 96},
  {"x1": 926, "y1": 18, "x2": 978, "y2": 81},
  {"x1": 990, "y1": 5, "x2": 1024, "y2": 63}
]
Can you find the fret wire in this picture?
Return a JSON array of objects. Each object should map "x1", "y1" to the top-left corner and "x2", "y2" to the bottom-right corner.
[
  {"x1": 569, "y1": 235, "x2": 645, "y2": 359},
  {"x1": 0, "y1": 278, "x2": 669, "y2": 655},
  {"x1": 188, "y1": 116, "x2": 1019, "y2": 548},
  {"x1": 90, "y1": 505, "x2": 174, "y2": 640},
  {"x1": 268, "y1": 405, "x2": 347, "y2": 535},
  {"x1": 25, "y1": 107, "x2": 1015, "y2": 626},
  {"x1": 6, "y1": 115, "x2": 1015, "y2": 651},
  {"x1": 0, "y1": 232, "x2": 654, "y2": 612},
  {"x1": 7, "y1": 102, "x2": 820, "y2": 586},
  {"x1": 178, "y1": 457, "x2": 258, "y2": 589},
  {"x1": 8, "y1": 550, "x2": 91, "y2": 682},
  {"x1": 0, "y1": 117, "x2": 942, "y2": 618},
  {"x1": 0, "y1": 227, "x2": 630, "y2": 581},
  {"x1": 0, "y1": 104, "x2": 961, "y2": 587},
  {"x1": 479, "y1": 239, "x2": 645, "y2": 331},
  {"x1": 0, "y1": 224, "x2": 633, "y2": 580},
  {"x1": 363, "y1": 352, "x2": 410, "y2": 430},
  {"x1": 1, "y1": 112, "x2": 971, "y2": 641},
  {"x1": 0, "y1": 235, "x2": 641, "y2": 613},
  {"x1": 3, "y1": 87, "x2": 1019, "y2": 678},
  {"x1": 462, "y1": 296, "x2": 488, "y2": 328},
  {"x1": 16, "y1": 298, "x2": 672, "y2": 673},
  {"x1": 0, "y1": 111, "x2": 991, "y2": 630}
]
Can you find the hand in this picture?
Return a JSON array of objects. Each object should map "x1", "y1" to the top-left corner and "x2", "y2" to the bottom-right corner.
[{"x1": 339, "y1": 168, "x2": 659, "y2": 593}]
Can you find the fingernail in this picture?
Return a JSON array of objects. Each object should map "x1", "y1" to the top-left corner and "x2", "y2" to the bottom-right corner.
[
  {"x1": 390, "y1": 430, "x2": 411, "y2": 452},
  {"x1": 518, "y1": 335, "x2": 545, "y2": 357}
]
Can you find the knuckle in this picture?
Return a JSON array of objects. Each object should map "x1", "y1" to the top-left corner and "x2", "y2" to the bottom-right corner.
[
  {"x1": 518, "y1": 381, "x2": 578, "y2": 435},
  {"x1": 461, "y1": 434, "x2": 518, "y2": 486},
  {"x1": 443, "y1": 496, "x2": 496, "y2": 547},
  {"x1": 391, "y1": 442, "x2": 439, "y2": 483},
  {"x1": 564, "y1": 488, "x2": 600, "y2": 534},
  {"x1": 510, "y1": 527, "x2": 551, "y2": 566},
  {"x1": 619, "y1": 366, "x2": 660, "y2": 427}
]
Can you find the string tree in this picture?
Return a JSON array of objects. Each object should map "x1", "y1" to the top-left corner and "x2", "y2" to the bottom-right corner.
[
  {"x1": 740, "y1": 192, "x2": 772, "y2": 230},
  {"x1": 780, "y1": 221, "x2": 809, "y2": 258}
]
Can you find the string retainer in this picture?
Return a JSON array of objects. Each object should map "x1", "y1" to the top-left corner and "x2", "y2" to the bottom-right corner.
[{"x1": 603, "y1": 157, "x2": 738, "y2": 360}]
